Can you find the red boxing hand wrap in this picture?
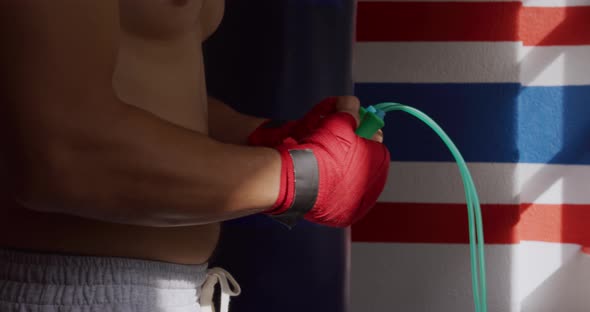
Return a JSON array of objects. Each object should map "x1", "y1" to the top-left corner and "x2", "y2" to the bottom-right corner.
[
  {"x1": 248, "y1": 120, "x2": 298, "y2": 147},
  {"x1": 248, "y1": 98, "x2": 338, "y2": 147},
  {"x1": 270, "y1": 111, "x2": 390, "y2": 228}
]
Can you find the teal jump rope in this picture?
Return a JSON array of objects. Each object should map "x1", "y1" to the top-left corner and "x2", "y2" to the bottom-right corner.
[{"x1": 356, "y1": 103, "x2": 487, "y2": 312}]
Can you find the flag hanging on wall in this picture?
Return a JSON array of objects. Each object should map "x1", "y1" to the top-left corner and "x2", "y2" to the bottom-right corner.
[{"x1": 351, "y1": 1, "x2": 590, "y2": 311}]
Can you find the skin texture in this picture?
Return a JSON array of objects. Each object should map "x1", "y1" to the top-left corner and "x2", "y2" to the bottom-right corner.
[{"x1": 0, "y1": 0, "x2": 381, "y2": 265}]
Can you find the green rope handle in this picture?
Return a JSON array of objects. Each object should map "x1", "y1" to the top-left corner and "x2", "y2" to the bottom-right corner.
[{"x1": 360, "y1": 103, "x2": 487, "y2": 312}]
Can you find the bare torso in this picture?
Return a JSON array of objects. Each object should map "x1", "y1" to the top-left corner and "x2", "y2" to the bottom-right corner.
[{"x1": 0, "y1": 0, "x2": 224, "y2": 265}]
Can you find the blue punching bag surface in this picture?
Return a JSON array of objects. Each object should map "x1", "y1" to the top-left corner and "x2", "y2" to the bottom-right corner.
[{"x1": 203, "y1": 1, "x2": 355, "y2": 312}]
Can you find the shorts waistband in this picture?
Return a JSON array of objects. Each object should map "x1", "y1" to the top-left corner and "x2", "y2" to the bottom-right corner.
[{"x1": 0, "y1": 248, "x2": 208, "y2": 310}]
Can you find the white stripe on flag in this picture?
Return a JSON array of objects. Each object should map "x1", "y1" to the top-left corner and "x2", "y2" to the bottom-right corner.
[
  {"x1": 354, "y1": 42, "x2": 590, "y2": 86},
  {"x1": 351, "y1": 242, "x2": 589, "y2": 312},
  {"x1": 379, "y1": 162, "x2": 589, "y2": 204}
]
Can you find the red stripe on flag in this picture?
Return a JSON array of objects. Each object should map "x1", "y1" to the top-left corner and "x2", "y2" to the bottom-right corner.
[
  {"x1": 357, "y1": 2, "x2": 521, "y2": 42},
  {"x1": 356, "y1": 2, "x2": 590, "y2": 46},
  {"x1": 521, "y1": 6, "x2": 590, "y2": 46},
  {"x1": 352, "y1": 203, "x2": 590, "y2": 248}
]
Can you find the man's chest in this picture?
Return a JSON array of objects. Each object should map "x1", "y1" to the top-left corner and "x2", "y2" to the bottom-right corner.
[{"x1": 118, "y1": 0, "x2": 223, "y2": 39}]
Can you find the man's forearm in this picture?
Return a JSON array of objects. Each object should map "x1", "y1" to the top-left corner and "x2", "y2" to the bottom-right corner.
[
  {"x1": 16, "y1": 98, "x2": 281, "y2": 227},
  {"x1": 208, "y1": 97, "x2": 267, "y2": 145}
]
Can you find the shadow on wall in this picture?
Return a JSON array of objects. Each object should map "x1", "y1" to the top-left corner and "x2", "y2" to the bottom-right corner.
[
  {"x1": 522, "y1": 247, "x2": 590, "y2": 311},
  {"x1": 519, "y1": 6, "x2": 590, "y2": 310}
]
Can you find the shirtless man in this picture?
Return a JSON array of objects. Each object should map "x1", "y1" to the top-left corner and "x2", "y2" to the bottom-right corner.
[{"x1": 0, "y1": 1, "x2": 390, "y2": 311}]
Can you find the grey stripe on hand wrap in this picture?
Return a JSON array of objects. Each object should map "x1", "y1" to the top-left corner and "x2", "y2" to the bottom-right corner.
[{"x1": 271, "y1": 149, "x2": 319, "y2": 228}]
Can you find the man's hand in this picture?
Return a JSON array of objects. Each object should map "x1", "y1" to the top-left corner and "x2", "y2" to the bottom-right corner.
[
  {"x1": 329, "y1": 96, "x2": 384, "y2": 143},
  {"x1": 251, "y1": 96, "x2": 390, "y2": 228},
  {"x1": 249, "y1": 96, "x2": 384, "y2": 147}
]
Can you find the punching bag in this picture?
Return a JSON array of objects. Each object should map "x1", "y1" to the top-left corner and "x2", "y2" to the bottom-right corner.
[{"x1": 203, "y1": 1, "x2": 355, "y2": 311}]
